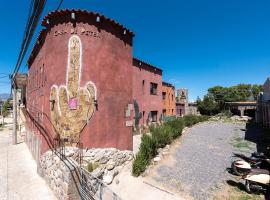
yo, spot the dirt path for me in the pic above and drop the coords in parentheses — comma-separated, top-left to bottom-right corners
(149, 121, 261, 200)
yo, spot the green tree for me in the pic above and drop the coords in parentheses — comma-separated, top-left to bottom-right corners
(1, 101, 10, 124)
(251, 84, 263, 100)
(208, 86, 226, 101)
(197, 95, 219, 116)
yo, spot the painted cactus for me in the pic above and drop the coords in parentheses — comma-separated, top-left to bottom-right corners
(50, 35, 96, 143)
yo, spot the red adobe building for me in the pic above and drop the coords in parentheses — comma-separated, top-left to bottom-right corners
(25, 9, 163, 157)
(132, 58, 163, 127)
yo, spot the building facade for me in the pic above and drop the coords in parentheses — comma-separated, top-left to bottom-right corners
(162, 82, 176, 116)
(24, 9, 166, 156)
(26, 10, 135, 154)
(132, 58, 163, 127)
(256, 77, 270, 127)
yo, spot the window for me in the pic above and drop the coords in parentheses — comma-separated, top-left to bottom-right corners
(162, 92, 166, 100)
(150, 82, 158, 95)
(149, 111, 158, 122)
(163, 109, 166, 116)
(172, 94, 174, 101)
(142, 80, 145, 94)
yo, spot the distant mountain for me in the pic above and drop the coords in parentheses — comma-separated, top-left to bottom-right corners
(0, 93, 10, 101)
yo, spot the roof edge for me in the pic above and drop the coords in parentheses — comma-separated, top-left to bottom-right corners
(133, 57, 162, 73)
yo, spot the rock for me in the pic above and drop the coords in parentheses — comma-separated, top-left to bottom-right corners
(99, 157, 109, 164)
(65, 151, 74, 157)
(106, 160, 115, 170)
(91, 167, 104, 178)
(157, 148, 163, 153)
(153, 157, 161, 162)
(162, 151, 169, 155)
(103, 169, 119, 185)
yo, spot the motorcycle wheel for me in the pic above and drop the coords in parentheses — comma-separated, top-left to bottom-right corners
(245, 180, 252, 194)
(231, 160, 244, 176)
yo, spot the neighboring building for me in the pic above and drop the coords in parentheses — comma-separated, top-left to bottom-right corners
(256, 77, 270, 127)
(176, 88, 198, 117)
(132, 58, 163, 127)
(176, 89, 188, 117)
(162, 82, 176, 116)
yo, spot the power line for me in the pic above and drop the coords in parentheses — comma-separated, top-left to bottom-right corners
(56, 0, 64, 10)
(12, 0, 47, 80)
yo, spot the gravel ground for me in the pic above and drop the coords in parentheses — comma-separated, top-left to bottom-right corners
(153, 122, 259, 200)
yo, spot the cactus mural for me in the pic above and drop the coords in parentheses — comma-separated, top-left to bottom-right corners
(50, 35, 96, 143)
(133, 100, 142, 130)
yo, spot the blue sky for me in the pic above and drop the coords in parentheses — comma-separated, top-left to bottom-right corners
(1, 0, 270, 101)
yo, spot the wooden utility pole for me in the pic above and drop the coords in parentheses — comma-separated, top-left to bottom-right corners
(13, 87, 17, 145)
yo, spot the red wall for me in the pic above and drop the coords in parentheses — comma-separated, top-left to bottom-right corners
(26, 12, 134, 152)
(132, 60, 163, 126)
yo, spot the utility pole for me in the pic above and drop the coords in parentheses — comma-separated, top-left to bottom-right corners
(13, 86, 17, 145)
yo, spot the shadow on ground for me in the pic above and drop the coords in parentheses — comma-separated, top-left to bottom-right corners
(226, 180, 246, 191)
(245, 121, 270, 154)
(227, 121, 270, 200)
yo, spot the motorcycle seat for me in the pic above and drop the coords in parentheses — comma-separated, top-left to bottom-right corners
(250, 168, 270, 175)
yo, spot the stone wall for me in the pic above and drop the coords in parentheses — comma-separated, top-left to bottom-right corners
(38, 147, 133, 200)
(39, 150, 80, 200)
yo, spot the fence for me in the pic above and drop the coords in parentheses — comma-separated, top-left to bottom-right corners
(80, 167, 123, 200)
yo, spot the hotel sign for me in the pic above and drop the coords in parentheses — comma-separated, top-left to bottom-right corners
(54, 27, 100, 38)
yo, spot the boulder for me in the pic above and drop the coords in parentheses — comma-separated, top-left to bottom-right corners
(153, 157, 161, 162)
(91, 167, 104, 178)
(106, 160, 116, 170)
(102, 169, 119, 185)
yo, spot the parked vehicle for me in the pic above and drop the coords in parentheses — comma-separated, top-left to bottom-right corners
(231, 152, 269, 176)
(242, 167, 270, 194)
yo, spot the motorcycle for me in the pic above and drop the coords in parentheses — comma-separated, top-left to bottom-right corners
(231, 152, 268, 176)
(242, 166, 270, 194)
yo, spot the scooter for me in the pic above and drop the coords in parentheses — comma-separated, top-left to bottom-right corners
(231, 152, 268, 176)
(242, 166, 270, 194)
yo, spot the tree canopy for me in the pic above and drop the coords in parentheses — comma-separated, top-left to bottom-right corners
(197, 84, 263, 115)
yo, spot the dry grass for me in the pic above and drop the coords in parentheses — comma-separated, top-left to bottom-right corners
(212, 180, 264, 200)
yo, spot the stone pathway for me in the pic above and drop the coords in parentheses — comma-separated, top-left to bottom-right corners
(151, 122, 258, 200)
(0, 119, 56, 200)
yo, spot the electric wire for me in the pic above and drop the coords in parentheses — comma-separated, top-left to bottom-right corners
(12, 0, 47, 80)
(56, 0, 64, 10)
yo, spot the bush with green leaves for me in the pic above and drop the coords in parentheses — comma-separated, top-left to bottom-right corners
(132, 152, 149, 176)
(151, 124, 172, 148)
(165, 118, 184, 139)
(219, 110, 233, 117)
(140, 134, 157, 159)
(87, 162, 100, 172)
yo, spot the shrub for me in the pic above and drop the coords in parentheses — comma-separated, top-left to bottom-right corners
(219, 110, 233, 117)
(165, 118, 184, 139)
(87, 162, 100, 172)
(182, 115, 197, 127)
(151, 125, 173, 148)
(132, 152, 149, 176)
(140, 134, 157, 159)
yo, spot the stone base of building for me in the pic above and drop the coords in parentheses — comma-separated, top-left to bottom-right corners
(38, 147, 133, 200)
(25, 130, 41, 163)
